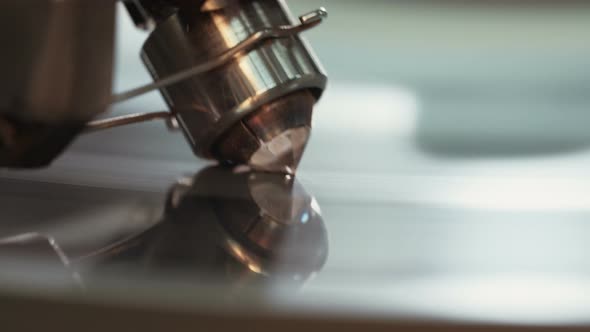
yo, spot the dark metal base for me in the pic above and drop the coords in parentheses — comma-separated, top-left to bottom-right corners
(0, 116, 84, 168)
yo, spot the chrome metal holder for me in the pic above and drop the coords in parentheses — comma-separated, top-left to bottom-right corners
(85, 8, 327, 133)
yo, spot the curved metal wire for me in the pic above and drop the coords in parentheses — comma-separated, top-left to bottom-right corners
(85, 111, 170, 132)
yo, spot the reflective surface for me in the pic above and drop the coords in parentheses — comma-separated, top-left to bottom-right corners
(84, 167, 327, 286)
(2, 1, 590, 330)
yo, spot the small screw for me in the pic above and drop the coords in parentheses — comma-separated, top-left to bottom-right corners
(299, 8, 328, 25)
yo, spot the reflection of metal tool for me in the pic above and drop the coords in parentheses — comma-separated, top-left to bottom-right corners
(1, 1, 327, 173)
(93, 166, 328, 286)
(0, 167, 327, 287)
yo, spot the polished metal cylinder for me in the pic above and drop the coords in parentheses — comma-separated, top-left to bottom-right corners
(141, 0, 327, 159)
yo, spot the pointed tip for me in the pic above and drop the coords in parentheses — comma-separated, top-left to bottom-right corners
(248, 127, 310, 174)
(212, 91, 315, 174)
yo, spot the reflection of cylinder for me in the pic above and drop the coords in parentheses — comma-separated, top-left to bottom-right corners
(92, 166, 328, 287)
(141, 0, 327, 164)
(189, 167, 328, 280)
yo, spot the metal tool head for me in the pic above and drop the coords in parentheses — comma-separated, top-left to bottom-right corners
(141, 0, 327, 173)
(213, 90, 314, 174)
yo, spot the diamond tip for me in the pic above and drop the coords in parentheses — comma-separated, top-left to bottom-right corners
(248, 127, 310, 174)
(212, 91, 315, 174)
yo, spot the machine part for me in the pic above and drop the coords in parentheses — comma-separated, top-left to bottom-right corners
(93, 6, 326, 173)
(84, 111, 171, 133)
(0, 115, 85, 167)
(201, 0, 240, 12)
(0, 0, 116, 167)
(140, 0, 327, 173)
(214, 90, 314, 173)
(122, 0, 155, 30)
